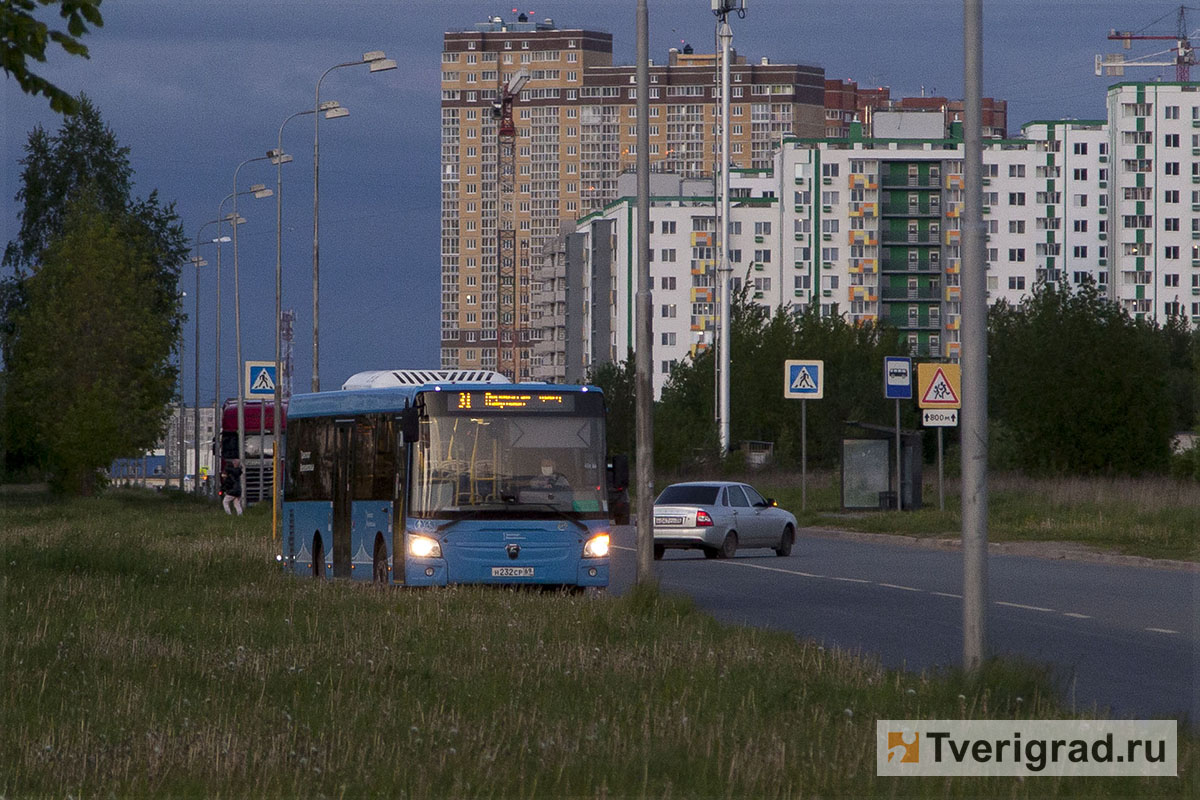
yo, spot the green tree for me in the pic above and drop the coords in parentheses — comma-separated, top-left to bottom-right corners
(1, 0, 103, 114)
(988, 279, 1172, 475)
(652, 289, 905, 473)
(588, 351, 636, 459)
(2, 98, 186, 489)
(7, 197, 180, 494)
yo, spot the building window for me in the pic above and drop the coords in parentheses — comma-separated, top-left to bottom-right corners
(1008, 192, 1025, 206)
(1008, 276, 1025, 290)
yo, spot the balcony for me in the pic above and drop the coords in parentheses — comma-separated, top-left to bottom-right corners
(848, 230, 878, 246)
(690, 231, 713, 247)
(881, 175, 937, 188)
(946, 317, 961, 330)
(945, 175, 964, 189)
(880, 285, 942, 300)
(690, 287, 713, 302)
(880, 258, 941, 273)
(880, 231, 940, 245)
(881, 202, 941, 217)
(945, 286, 961, 301)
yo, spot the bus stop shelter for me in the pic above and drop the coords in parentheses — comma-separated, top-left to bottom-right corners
(841, 421, 923, 511)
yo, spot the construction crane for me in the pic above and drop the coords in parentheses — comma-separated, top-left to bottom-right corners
(1095, 5, 1197, 81)
(491, 68, 529, 381)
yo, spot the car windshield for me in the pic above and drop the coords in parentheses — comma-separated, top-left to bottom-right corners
(655, 485, 720, 505)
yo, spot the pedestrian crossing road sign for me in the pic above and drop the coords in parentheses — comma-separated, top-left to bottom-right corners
(784, 359, 824, 399)
(245, 361, 277, 399)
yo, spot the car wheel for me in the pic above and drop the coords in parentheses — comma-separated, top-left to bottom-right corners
(703, 546, 718, 559)
(774, 525, 795, 557)
(653, 544, 665, 560)
(717, 532, 738, 559)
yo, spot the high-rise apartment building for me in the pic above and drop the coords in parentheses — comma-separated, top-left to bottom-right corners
(1107, 82, 1200, 321)
(823, 79, 1008, 139)
(542, 82, 1197, 396)
(439, 15, 825, 379)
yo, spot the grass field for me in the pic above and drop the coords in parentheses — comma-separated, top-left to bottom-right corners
(721, 471, 1200, 562)
(2, 489, 1194, 798)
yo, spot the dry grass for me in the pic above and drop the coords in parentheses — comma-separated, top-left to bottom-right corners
(2, 489, 1195, 797)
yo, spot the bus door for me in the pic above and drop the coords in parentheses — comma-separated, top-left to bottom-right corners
(331, 418, 355, 578)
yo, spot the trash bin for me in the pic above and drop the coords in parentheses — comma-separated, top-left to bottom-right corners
(879, 491, 897, 510)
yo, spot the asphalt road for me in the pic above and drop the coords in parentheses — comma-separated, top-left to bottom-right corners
(607, 525, 1198, 724)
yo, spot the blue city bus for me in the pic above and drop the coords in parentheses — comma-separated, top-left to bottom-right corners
(281, 380, 611, 588)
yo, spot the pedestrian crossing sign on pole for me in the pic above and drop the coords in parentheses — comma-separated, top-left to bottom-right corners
(784, 359, 824, 399)
(917, 362, 961, 409)
(245, 361, 277, 400)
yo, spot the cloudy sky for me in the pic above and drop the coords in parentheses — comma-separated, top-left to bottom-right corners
(2, 1, 1172, 402)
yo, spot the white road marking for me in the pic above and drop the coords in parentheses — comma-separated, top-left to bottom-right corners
(995, 601, 1055, 612)
(1144, 627, 1179, 635)
(625, 546, 1118, 628)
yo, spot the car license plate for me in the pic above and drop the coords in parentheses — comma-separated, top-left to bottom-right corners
(491, 566, 534, 577)
(655, 516, 684, 525)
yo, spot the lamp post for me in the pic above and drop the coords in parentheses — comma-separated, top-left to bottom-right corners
(178, 289, 186, 491)
(231, 158, 276, 504)
(191, 221, 215, 494)
(269, 101, 347, 541)
(312, 50, 395, 392)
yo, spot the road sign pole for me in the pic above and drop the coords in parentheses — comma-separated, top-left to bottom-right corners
(801, 399, 807, 511)
(895, 399, 902, 511)
(938, 427, 944, 511)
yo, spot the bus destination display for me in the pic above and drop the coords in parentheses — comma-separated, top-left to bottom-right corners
(455, 391, 576, 413)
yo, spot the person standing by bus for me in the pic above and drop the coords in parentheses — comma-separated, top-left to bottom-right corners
(221, 459, 243, 516)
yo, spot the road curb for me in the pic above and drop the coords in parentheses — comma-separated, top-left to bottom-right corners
(802, 526, 1200, 573)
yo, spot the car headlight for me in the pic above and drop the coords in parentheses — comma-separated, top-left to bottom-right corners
(408, 535, 442, 559)
(583, 533, 610, 558)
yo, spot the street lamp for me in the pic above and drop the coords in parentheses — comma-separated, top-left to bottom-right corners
(312, 50, 395, 392)
(269, 101, 347, 540)
(192, 226, 230, 496)
(231, 161, 275, 504)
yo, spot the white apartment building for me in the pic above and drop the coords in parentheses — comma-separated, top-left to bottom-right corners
(532, 82, 1198, 395)
(1107, 82, 1200, 321)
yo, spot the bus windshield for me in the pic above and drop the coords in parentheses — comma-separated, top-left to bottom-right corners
(409, 407, 607, 520)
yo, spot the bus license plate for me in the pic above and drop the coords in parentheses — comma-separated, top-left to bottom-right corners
(655, 516, 683, 526)
(491, 566, 534, 578)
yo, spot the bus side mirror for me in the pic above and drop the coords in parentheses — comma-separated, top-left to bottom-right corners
(399, 409, 419, 443)
(609, 454, 629, 489)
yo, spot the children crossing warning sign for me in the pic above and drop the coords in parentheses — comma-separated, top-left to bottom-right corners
(917, 363, 961, 409)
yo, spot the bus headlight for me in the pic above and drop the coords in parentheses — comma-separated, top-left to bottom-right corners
(409, 535, 442, 559)
(583, 533, 610, 558)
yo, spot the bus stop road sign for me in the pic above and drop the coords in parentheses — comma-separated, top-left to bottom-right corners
(884, 356, 912, 400)
(784, 360, 823, 399)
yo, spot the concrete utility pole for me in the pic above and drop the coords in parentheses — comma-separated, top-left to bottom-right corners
(634, 0, 655, 585)
(960, 0, 989, 671)
(714, 0, 745, 455)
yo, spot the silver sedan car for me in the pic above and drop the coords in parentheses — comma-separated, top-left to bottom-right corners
(652, 481, 798, 560)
